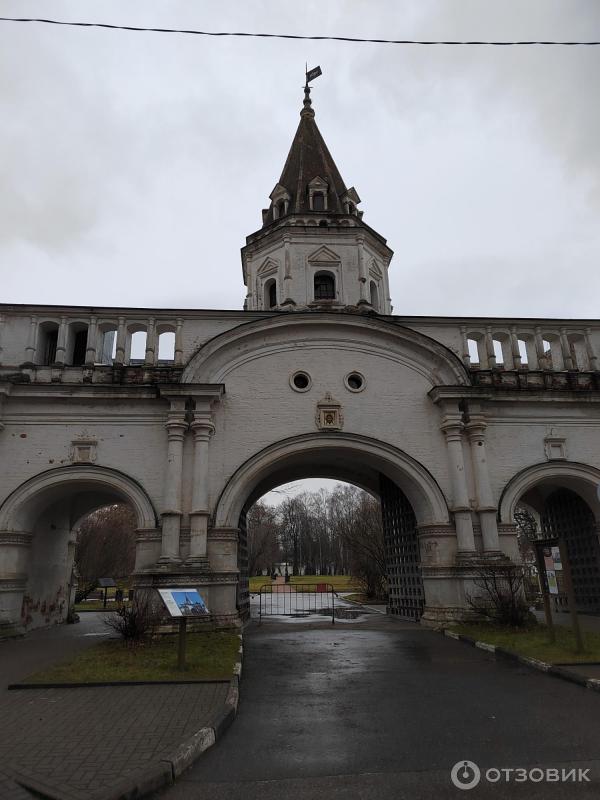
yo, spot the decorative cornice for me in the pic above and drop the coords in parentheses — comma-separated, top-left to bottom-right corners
(0, 532, 32, 547)
(0, 575, 28, 591)
(209, 528, 240, 541)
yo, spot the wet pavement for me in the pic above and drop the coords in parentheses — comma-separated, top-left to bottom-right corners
(156, 613, 600, 800)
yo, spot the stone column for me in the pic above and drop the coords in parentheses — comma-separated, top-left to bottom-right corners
(584, 328, 598, 370)
(187, 410, 215, 565)
(534, 326, 547, 369)
(174, 318, 184, 366)
(144, 317, 157, 366)
(0, 313, 4, 366)
(85, 316, 98, 366)
(460, 326, 471, 368)
(24, 315, 38, 364)
(159, 399, 187, 563)
(114, 317, 127, 365)
(510, 326, 522, 369)
(559, 327, 573, 370)
(465, 413, 502, 556)
(484, 327, 496, 368)
(440, 405, 476, 559)
(54, 317, 68, 366)
(357, 237, 369, 303)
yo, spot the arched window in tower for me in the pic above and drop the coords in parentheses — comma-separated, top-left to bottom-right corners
(277, 201, 286, 219)
(265, 279, 277, 309)
(370, 281, 379, 311)
(314, 271, 336, 301)
(312, 192, 325, 212)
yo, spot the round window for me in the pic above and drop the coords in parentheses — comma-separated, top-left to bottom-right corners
(345, 371, 365, 392)
(290, 371, 312, 392)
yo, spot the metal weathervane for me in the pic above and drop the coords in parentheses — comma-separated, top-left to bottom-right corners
(305, 64, 322, 88)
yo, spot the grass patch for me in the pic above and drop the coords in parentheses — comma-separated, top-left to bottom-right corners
(75, 602, 129, 612)
(23, 631, 240, 684)
(249, 575, 358, 592)
(451, 622, 600, 664)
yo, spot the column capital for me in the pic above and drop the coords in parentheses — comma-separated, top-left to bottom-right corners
(464, 415, 487, 442)
(191, 415, 215, 440)
(440, 416, 464, 441)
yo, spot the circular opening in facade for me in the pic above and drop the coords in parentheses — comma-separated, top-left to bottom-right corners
(290, 371, 312, 392)
(345, 371, 365, 392)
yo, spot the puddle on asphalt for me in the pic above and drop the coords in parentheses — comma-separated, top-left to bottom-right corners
(316, 607, 363, 620)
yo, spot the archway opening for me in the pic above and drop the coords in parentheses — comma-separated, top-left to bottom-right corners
(237, 469, 424, 625)
(0, 468, 156, 632)
(73, 503, 137, 612)
(509, 475, 600, 614)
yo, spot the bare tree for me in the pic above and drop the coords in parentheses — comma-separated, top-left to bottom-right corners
(247, 501, 280, 575)
(329, 486, 387, 599)
(74, 503, 136, 602)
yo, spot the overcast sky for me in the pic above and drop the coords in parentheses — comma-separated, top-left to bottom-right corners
(1, 0, 599, 319)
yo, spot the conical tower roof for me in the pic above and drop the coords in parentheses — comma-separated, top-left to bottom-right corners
(262, 86, 360, 226)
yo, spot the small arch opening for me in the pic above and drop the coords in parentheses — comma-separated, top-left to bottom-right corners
(39, 323, 59, 365)
(467, 338, 480, 365)
(493, 339, 505, 366)
(264, 279, 277, 309)
(158, 331, 176, 361)
(517, 339, 529, 366)
(314, 271, 336, 301)
(369, 281, 379, 311)
(69, 325, 88, 366)
(129, 331, 147, 363)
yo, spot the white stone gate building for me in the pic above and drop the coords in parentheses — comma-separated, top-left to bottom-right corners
(1, 86, 600, 636)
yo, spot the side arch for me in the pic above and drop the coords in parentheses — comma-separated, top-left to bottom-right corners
(498, 460, 600, 525)
(212, 432, 451, 529)
(0, 465, 158, 532)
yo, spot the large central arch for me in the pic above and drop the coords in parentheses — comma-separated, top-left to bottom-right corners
(213, 433, 451, 623)
(213, 432, 450, 530)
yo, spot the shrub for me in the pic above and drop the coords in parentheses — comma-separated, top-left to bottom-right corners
(104, 591, 163, 644)
(467, 563, 532, 627)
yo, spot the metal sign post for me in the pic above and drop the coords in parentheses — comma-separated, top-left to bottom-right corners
(533, 540, 555, 644)
(177, 617, 187, 671)
(157, 588, 210, 672)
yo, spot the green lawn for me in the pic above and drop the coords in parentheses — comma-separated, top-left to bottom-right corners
(75, 601, 128, 612)
(249, 575, 358, 592)
(451, 622, 600, 664)
(22, 631, 240, 684)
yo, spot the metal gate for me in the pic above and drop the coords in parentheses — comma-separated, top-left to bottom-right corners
(380, 473, 424, 621)
(237, 504, 250, 622)
(258, 583, 335, 624)
(541, 488, 600, 612)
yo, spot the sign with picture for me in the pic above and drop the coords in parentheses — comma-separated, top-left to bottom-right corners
(158, 588, 209, 618)
(546, 569, 559, 596)
(551, 546, 562, 570)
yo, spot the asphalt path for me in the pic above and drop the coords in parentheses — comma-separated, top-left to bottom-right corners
(155, 612, 600, 800)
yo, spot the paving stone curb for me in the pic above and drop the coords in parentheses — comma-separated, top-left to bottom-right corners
(14, 637, 244, 800)
(8, 678, 231, 690)
(443, 628, 600, 693)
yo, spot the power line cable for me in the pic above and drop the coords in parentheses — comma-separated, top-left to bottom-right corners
(0, 16, 599, 45)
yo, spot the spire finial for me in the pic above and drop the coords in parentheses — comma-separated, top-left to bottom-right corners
(302, 65, 322, 118)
